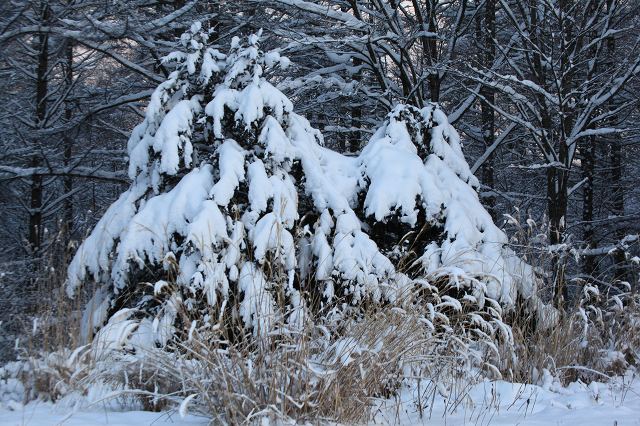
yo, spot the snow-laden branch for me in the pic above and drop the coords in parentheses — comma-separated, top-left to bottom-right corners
(271, 0, 367, 31)
(0, 165, 128, 183)
(576, 235, 639, 257)
(471, 123, 517, 174)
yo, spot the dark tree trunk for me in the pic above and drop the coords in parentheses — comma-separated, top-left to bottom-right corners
(547, 162, 569, 306)
(610, 132, 626, 279)
(604, 17, 626, 282)
(425, 1, 440, 102)
(349, 57, 362, 153)
(29, 2, 50, 254)
(581, 136, 596, 276)
(63, 38, 74, 247)
(581, 0, 600, 279)
(480, 0, 497, 220)
(528, 0, 568, 306)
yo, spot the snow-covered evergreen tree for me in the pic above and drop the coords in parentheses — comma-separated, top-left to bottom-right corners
(66, 24, 544, 349)
(357, 104, 541, 309)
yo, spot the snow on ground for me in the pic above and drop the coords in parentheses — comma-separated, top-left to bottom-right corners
(0, 403, 207, 426)
(1, 376, 638, 425)
(374, 376, 640, 425)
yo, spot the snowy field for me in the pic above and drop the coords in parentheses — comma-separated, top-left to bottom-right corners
(1, 377, 638, 425)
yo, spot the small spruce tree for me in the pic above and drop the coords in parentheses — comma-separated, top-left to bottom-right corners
(67, 24, 544, 349)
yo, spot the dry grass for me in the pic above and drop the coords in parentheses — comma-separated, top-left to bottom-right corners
(1, 231, 95, 404)
(6, 277, 638, 423)
(79, 302, 429, 423)
(4, 216, 638, 423)
(500, 210, 640, 385)
(72, 277, 522, 424)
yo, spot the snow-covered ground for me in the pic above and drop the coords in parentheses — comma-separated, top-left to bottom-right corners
(0, 404, 207, 426)
(1, 376, 638, 425)
(374, 376, 640, 426)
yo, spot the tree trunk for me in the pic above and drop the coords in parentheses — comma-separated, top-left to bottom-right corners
(604, 15, 626, 282)
(349, 57, 362, 153)
(547, 163, 569, 306)
(63, 38, 74, 247)
(28, 2, 50, 254)
(580, 0, 600, 279)
(529, 0, 569, 306)
(424, 0, 440, 102)
(581, 136, 596, 276)
(480, 0, 497, 220)
(610, 132, 626, 279)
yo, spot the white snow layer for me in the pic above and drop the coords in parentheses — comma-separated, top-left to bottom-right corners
(2, 375, 639, 425)
(66, 29, 541, 343)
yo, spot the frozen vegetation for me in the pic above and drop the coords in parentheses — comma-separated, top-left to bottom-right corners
(66, 24, 547, 351)
(1, 19, 638, 426)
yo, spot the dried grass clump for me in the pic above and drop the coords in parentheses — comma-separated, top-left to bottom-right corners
(77, 278, 518, 424)
(8, 215, 638, 423)
(500, 210, 640, 385)
(85, 303, 427, 424)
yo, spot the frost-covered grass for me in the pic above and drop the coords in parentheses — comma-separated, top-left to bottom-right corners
(2, 373, 639, 425)
(5, 218, 640, 424)
(0, 287, 507, 422)
(2, 280, 639, 424)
